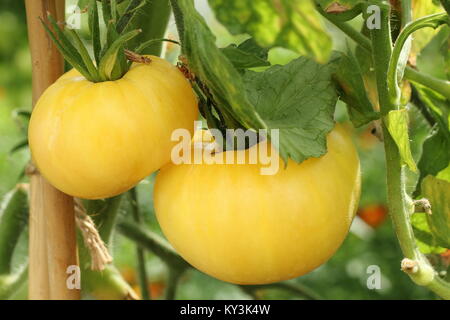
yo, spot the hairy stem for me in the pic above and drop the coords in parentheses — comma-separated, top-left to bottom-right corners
(169, 0, 185, 44)
(371, 3, 450, 299)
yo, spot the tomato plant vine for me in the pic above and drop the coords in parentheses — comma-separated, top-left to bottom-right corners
(1, 0, 449, 300)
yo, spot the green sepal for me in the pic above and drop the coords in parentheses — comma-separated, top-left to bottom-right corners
(98, 29, 142, 81)
(40, 17, 94, 81)
(66, 28, 101, 81)
(88, 0, 102, 66)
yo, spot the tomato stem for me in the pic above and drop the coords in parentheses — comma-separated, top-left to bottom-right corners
(370, 2, 450, 299)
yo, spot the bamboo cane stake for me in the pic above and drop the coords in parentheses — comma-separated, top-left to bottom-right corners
(25, 0, 80, 300)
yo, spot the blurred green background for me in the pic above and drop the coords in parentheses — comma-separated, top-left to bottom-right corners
(0, 0, 441, 300)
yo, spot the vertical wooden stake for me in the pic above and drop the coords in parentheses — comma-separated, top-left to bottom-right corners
(25, 0, 80, 300)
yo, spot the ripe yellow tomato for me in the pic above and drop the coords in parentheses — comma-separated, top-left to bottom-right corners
(29, 56, 198, 199)
(154, 124, 361, 284)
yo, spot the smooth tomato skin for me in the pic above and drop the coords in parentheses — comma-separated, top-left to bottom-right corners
(154, 124, 361, 284)
(29, 56, 198, 199)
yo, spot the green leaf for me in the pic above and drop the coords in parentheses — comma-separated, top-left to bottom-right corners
(177, 0, 339, 163)
(442, 0, 450, 16)
(176, 0, 266, 130)
(9, 139, 28, 155)
(417, 26, 450, 81)
(332, 50, 379, 127)
(0, 186, 29, 274)
(102, 19, 121, 58)
(208, 0, 332, 62)
(413, 85, 449, 132)
(416, 128, 450, 193)
(66, 29, 101, 81)
(422, 176, 450, 248)
(40, 16, 94, 81)
(88, 0, 102, 66)
(243, 56, 338, 163)
(220, 38, 270, 70)
(101, 0, 113, 26)
(411, 213, 447, 254)
(386, 109, 418, 172)
(116, 0, 146, 34)
(437, 163, 450, 182)
(413, 83, 450, 195)
(412, 0, 445, 55)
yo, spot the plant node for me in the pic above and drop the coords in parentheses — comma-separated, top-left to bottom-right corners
(401, 258, 419, 274)
(413, 198, 432, 215)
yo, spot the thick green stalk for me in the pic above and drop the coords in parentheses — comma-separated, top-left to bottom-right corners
(371, 2, 450, 299)
(169, 0, 185, 44)
(82, 264, 139, 300)
(441, 0, 450, 15)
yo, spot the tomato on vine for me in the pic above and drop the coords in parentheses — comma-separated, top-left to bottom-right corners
(154, 124, 361, 284)
(28, 2, 198, 199)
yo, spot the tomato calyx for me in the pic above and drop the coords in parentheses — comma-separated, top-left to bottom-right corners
(40, 0, 178, 83)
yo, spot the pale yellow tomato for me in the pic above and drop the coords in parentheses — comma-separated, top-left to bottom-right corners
(154, 124, 361, 284)
(29, 56, 198, 199)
